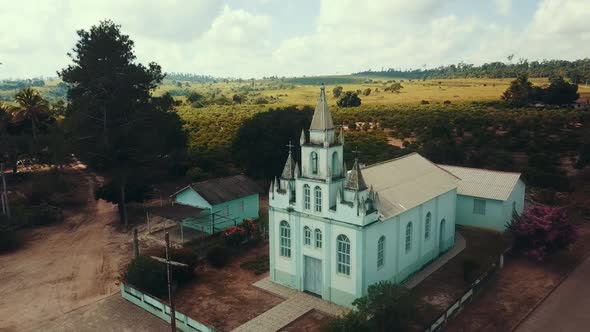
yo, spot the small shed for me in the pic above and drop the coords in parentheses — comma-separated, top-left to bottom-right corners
(438, 165, 525, 232)
(171, 174, 262, 234)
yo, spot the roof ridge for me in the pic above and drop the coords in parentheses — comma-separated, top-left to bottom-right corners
(438, 164, 521, 176)
(360, 152, 418, 170)
(190, 174, 247, 186)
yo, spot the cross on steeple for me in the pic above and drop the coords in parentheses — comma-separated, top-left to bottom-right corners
(351, 147, 361, 161)
(286, 140, 294, 153)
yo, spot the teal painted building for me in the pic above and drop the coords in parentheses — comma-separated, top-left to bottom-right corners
(438, 165, 525, 232)
(268, 86, 460, 307)
(172, 175, 262, 233)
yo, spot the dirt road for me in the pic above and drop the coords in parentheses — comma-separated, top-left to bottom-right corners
(0, 166, 132, 331)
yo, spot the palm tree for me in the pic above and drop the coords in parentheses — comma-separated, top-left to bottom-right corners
(13, 88, 49, 140)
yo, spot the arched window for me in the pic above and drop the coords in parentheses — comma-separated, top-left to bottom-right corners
(314, 186, 322, 212)
(337, 235, 351, 275)
(280, 220, 291, 257)
(332, 151, 339, 176)
(425, 212, 432, 240)
(377, 236, 385, 269)
(405, 222, 413, 253)
(311, 151, 318, 174)
(303, 185, 311, 210)
(315, 229, 322, 248)
(303, 226, 311, 245)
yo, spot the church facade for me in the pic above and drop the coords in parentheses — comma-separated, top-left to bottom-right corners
(268, 85, 459, 306)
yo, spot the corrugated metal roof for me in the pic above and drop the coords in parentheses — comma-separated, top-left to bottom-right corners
(361, 153, 459, 219)
(437, 165, 521, 201)
(184, 175, 263, 205)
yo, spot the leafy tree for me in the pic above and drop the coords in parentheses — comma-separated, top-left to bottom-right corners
(337, 91, 362, 107)
(232, 94, 247, 104)
(501, 74, 533, 107)
(507, 204, 577, 261)
(59, 20, 186, 227)
(186, 91, 204, 103)
(12, 88, 50, 140)
(323, 281, 428, 332)
(542, 76, 579, 105)
(232, 106, 313, 179)
(333, 86, 343, 98)
(124, 256, 167, 297)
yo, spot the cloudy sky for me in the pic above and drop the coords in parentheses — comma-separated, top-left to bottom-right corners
(1, 0, 589, 79)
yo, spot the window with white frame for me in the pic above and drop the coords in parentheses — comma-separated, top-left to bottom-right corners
(314, 186, 322, 212)
(405, 222, 413, 252)
(303, 185, 311, 210)
(311, 151, 318, 174)
(473, 199, 486, 215)
(239, 200, 244, 213)
(303, 226, 311, 245)
(377, 236, 385, 268)
(315, 229, 322, 248)
(280, 220, 291, 257)
(425, 212, 431, 239)
(337, 234, 351, 275)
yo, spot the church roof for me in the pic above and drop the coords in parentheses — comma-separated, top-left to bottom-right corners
(345, 159, 368, 191)
(361, 153, 459, 219)
(309, 85, 335, 131)
(173, 175, 263, 205)
(437, 165, 521, 201)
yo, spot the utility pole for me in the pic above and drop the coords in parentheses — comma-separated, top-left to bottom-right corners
(1, 162, 10, 218)
(151, 232, 187, 332)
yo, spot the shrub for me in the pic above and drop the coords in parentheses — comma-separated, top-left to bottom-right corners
(207, 246, 231, 268)
(124, 256, 167, 297)
(240, 254, 269, 275)
(0, 222, 21, 253)
(223, 225, 247, 247)
(462, 257, 481, 284)
(420, 100, 430, 104)
(507, 204, 578, 261)
(337, 91, 362, 108)
(143, 246, 199, 285)
(321, 311, 370, 332)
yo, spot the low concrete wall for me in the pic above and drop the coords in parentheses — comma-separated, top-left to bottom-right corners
(121, 283, 215, 332)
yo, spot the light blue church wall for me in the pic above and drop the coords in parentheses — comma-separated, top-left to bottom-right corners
(363, 189, 456, 291)
(455, 179, 524, 232)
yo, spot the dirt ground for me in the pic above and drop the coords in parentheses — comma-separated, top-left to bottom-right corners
(279, 309, 334, 332)
(446, 222, 590, 332)
(175, 244, 283, 332)
(411, 227, 510, 324)
(0, 165, 132, 332)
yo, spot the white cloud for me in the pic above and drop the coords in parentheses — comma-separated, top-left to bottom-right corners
(0, 0, 588, 79)
(495, 0, 512, 16)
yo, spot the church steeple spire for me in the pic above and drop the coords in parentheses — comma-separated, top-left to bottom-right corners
(309, 84, 334, 131)
(281, 141, 296, 180)
(345, 155, 368, 191)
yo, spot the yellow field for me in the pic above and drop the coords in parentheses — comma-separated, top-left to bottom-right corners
(156, 77, 590, 107)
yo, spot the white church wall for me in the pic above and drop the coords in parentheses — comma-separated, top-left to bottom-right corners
(329, 223, 361, 306)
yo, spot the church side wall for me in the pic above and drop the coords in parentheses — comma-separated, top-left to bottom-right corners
(363, 189, 457, 288)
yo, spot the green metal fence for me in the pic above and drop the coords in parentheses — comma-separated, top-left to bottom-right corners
(121, 283, 215, 332)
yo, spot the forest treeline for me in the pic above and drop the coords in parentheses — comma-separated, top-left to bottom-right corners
(354, 59, 590, 83)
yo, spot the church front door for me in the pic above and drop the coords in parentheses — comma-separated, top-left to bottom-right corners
(304, 256, 322, 296)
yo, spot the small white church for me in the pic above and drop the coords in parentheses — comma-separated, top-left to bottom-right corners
(268, 85, 524, 306)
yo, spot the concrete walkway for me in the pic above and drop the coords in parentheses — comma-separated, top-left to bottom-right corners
(516, 254, 590, 332)
(232, 278, 349, 332)
(23, 294, 169, 332)
(404, 232, 466, 289)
